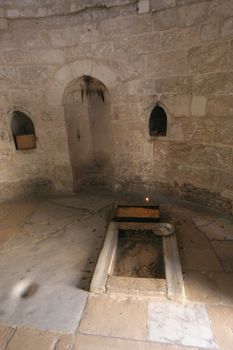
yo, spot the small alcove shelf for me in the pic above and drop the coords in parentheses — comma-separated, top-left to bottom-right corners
(11, 111, 37, 150)
(149, 104, 167, 137)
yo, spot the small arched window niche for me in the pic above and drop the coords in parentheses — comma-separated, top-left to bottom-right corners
(11, 111, 36, 150)
(149, 104, 167, 137)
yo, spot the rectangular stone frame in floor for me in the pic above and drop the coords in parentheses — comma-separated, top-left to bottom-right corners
(90, 221, 185, 302)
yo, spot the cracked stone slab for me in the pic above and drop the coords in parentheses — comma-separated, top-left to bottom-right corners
(148, 301, 216, 348)
(50, 193, 114, 212)
(20, 201, 96, 241)
(0, 195, 113, 332)
(211, 241, 233, 272)
(0, 324, 15, 349)
(192, 216, 233, 241)
(22, 201, 83, 226)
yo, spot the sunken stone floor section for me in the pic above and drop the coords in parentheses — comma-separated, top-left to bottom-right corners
(0, 191, 233, 349)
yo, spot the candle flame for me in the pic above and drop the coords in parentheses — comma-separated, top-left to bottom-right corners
(145, 196, 150, 203)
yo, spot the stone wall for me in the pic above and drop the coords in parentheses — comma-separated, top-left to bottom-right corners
(0, 0, 233, 213)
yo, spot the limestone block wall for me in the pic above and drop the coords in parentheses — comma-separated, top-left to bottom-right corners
(0, 0, 233, 213)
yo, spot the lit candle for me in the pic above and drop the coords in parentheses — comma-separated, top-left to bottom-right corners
(145, 196, 150, 203)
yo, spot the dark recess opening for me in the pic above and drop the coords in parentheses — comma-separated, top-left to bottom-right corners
(149, 105, 167, 136)
(11, 111, 36, 150)
(113, 229, 165, 279)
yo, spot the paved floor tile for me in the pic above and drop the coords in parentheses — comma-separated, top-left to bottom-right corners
(76, 334, 145, 350)
(79, 295, 147, 341)
(184, 271, 220, 305)
(176, 221, 210, 250)
(0, 193, 232, 350)
(0, 324, 15, 349)
(180, 247, 222, 272)
(53, 332, 75, 350)
(148, 302, 216, 348)
(208, 305, 233, 350)
(6, 327, 57, 350)
(192, 216, 233, 241)
(211, 241, 233, 272)
(211, 272, 233, 306)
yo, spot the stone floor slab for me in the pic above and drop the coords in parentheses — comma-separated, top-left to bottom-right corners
(52, 332, 75, 350)
(6, 327, 57, 350)
(192, 216, 233, 241)
(50, 193, 114, 212)
(208, 305, 233, 350)
(0, 192, 232, 348)
(179, 247, 222, 272)
(176, 220, 210, 250)
(0, 324, 15, 349)
(184, 271, 221, 305)
(211, 272, 233, 306)
(0, 195, 113, 332)
(75, 334, 200, 350)
(79, 295, 147, 341)
(148, 302, 216, 348)
(211, 241, 233, 272)
(75, 334, 145, 350)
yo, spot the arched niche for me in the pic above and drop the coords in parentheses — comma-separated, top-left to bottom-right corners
(149, 104, 167, 137)
(63, 75, 114, 190)
(11, 110, 36, 150)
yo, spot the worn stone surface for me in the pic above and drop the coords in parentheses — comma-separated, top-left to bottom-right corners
(79, 295, 147, 340)
(148, 302, 216, 348)
(162, 95, 191, 117)
(0, 66, 17, 86)
(114, 33, 159, 57)
(191, 145, 232, 169)
(187, 42, 228, 73)
(207, 305, 233, 350)
(154, 76, 193, 94)
(185, 271, 233, 307)
(0, 192, 233, 349)
(147, 51, 186, 77)
(138, 0, 150, 14)
(75, 334, 166, 350)
(161, 26, 200, 51)
(184, 271, 233, 307)
(0, 324, 15, 349)
(52, 333, 75, 350)
(214, 119, 233, 146)
(192, 215, 233, 241)
(182, 119, 214, 144)
(150, 0, 175, 12)
(184, 271, 221, 305)
(0, 192, 114, 332)
(18, 66, 52, 86)
(194, 72, 233, 95)
(200, 22, 219, 42)
(0, 0, 232, 213)
(0, 18, 8, 29)
(211, 272, 233, 306)
(207, 95, 233, 117)
(177, 1, 209, 27)
(180, 246, 223, 272)
(6, 328, 57, 350)
(75, 334, 137, 350)
(211, 241, 233, 272)
(152, 7, 177, 31)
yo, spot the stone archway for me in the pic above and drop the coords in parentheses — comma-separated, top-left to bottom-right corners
(63, 75, 114, 189)
(48, 60, 118, 190)
(48, 60, 118, 106)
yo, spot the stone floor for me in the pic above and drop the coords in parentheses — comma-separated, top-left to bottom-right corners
(0, 190, 232, 350)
